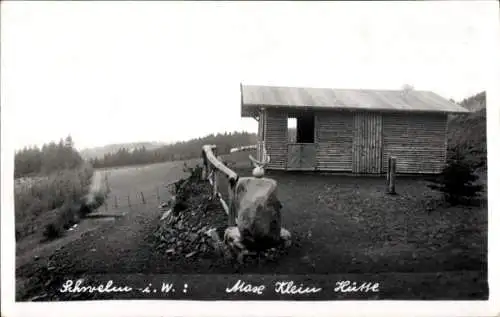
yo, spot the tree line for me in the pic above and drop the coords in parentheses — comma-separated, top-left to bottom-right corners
(15, 132, 257, 178)
(89, 131, 257, 169)
(15, 136, 83, 178)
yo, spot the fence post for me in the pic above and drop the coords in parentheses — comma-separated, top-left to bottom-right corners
(141, 192, 146, 204)
(228, 181, 237, 227)
(212, 146, 218, 199)
(213, 169, 218, 199)
(127, 194, 131, 207)
(201, 150, 208, 181)
(387, 156, 396, 194)
(114, 196, 118, 209)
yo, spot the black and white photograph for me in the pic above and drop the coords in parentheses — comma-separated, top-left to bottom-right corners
(1, 0, 499, 315)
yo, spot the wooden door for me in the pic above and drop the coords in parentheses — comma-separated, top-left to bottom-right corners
(287, 144, 301, 169)
(301, 144, 316, 170)
(287, 144, 316, 170)
(353, 112, 383, 174)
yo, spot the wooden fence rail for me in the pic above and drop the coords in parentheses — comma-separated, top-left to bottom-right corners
(98, 183, 177, 211)
(202, 145, 239, 226)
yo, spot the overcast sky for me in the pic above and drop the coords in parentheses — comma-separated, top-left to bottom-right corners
(1, 1, 497, 150)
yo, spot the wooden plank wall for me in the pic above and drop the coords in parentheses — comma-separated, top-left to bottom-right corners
(257, 109, 265, 161)
(264, 109, 288, 169)
(352, 112, 383, 174)
(382, 113, 447, 174)
(315, 111, 354, 171)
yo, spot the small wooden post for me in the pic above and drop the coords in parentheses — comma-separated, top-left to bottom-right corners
(212, 145, 218, 199)
(127, 194, 131, 207)
(140, 192, 146, 204)
(105, 200, 108, 211)
(114, 196, 118, 209)
(228, 184, 237, 227)
(213, 169, 218, 199)
(201, 150, 208, 181)
(387, 156, 397, 194)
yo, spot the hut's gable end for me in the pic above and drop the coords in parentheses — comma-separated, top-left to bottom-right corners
(315, 112, 354, 171)
(264, 109, 288, 170)
(382, 113, 447, 174)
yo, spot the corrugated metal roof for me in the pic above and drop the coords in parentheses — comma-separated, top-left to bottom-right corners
(240, 84, 469, 117)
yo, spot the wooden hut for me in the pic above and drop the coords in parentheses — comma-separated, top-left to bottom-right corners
(240, 84, 469, 174)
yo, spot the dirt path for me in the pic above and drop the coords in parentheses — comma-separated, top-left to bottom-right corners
(49, 203, 163, 274)
(15, 201, 164, 299)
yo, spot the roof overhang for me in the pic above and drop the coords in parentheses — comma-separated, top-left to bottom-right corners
(241, 103, 470, 118)
(240, 84, 470, 117)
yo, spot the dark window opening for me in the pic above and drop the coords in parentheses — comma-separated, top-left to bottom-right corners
(288, 113, 315, 144)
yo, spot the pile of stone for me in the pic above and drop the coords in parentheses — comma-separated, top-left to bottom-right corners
(154, 176, 228, 259)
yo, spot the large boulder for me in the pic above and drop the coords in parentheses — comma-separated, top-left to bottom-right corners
(234, 177, 282, 250)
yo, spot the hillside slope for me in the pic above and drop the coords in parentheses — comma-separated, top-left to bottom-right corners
(89, 132, 257, 168)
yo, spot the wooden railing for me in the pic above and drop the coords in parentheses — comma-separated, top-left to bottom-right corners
(201, 145, 239, 226)
(230, 145, 257, 153)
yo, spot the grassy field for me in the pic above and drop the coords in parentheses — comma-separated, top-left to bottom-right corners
(94, 150, 255, 208)
(94, 158, 203, 207)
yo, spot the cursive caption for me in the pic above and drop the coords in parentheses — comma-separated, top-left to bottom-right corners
(334, 280, 380, 293)
(59, 279, 186, 294)
(225, 279, 380, 295)
(226, 279, 322, 295)
(58, 278, 380, 297)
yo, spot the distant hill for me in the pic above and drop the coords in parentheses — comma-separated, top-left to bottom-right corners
(447, 91, 486, 169)
(89, 131, 257, 169)
(79, 142, 167, 159)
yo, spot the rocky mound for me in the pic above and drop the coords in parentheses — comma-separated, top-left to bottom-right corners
(153, 170, 228, 259)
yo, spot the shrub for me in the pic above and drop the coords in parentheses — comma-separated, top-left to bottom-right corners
(80, 190, 108, 216)
(42, 204, 74, 240)
(43, 222, 62, 240)
(428, 146, 483, 205)
(15, 162, 96, 240)
(42, 198, 102, 240)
